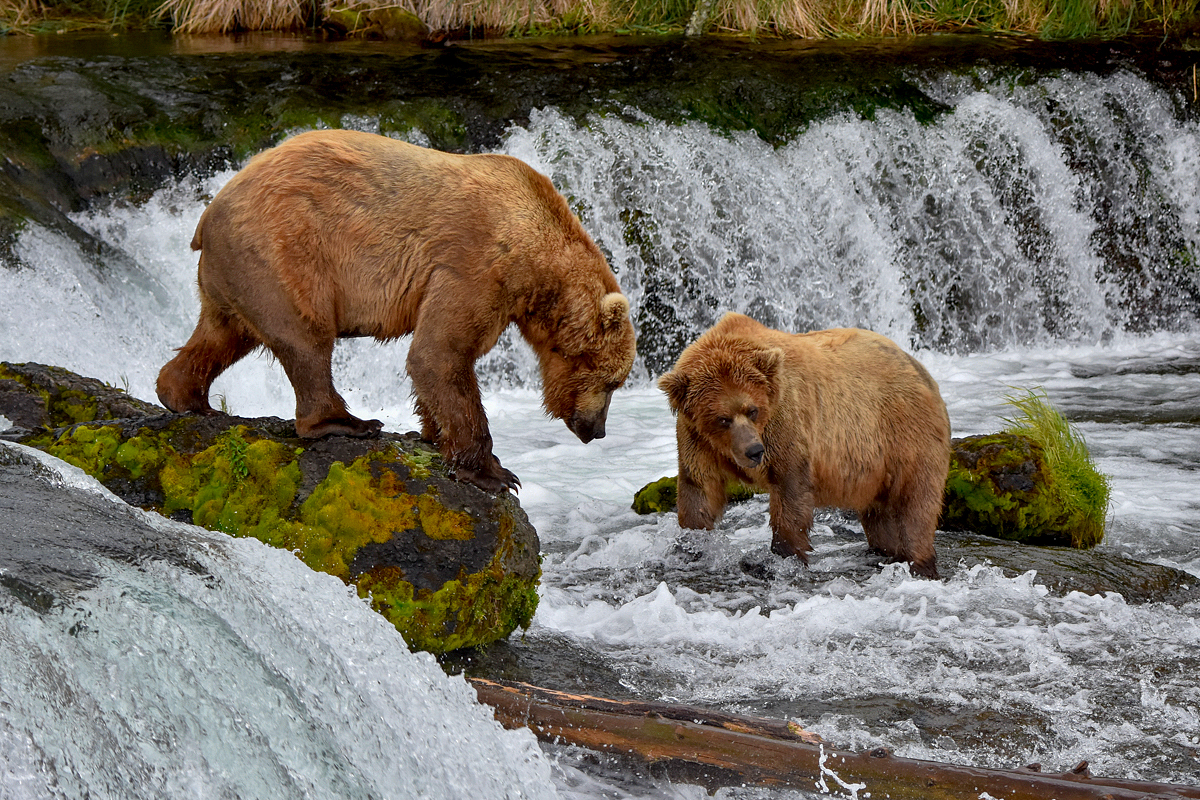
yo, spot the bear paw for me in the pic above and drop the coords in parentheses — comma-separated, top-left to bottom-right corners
(454, 458, 521, 494)
(298, 416, 384, 439)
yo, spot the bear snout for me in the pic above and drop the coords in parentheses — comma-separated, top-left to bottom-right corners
(568, 412, 605, 443)
(568, 391, 612, 444)
(729, 423, 765, 469)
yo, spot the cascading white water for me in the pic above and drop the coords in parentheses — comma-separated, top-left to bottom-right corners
(2, 66, 1195, 402)
(0, 444, 558, 800)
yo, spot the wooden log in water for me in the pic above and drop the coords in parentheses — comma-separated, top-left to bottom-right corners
(470, 677, 1200, 799)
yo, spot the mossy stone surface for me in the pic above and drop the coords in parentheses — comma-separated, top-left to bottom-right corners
(2, 362, 540, 654)
(631, 475, 755, 514)
(940, 432, 1104, 548)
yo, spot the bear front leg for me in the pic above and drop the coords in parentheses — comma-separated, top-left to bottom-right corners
(675, 465, 727, 530)
(406, 316, 518, 493)
(767, 469, 815, 563)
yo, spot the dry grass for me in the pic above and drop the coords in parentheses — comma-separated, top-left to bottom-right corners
(155, 0, 308, 32)
(0, 0, 1182, 37)
(1, 0, 44, 30)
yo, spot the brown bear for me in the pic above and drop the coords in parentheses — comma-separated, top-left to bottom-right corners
(657, 312, 950, 579)
(157, 129, 636, 493)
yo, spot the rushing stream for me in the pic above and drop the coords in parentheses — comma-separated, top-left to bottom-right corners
(1, 33, 1199, 798)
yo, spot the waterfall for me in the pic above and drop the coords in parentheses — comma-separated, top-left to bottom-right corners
(2, 64, 1196, 408)
(489, 67, 1199, 382)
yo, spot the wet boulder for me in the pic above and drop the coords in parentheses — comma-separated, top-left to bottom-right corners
(939, 432, 1107, 548)
(0, 361, 540, 654)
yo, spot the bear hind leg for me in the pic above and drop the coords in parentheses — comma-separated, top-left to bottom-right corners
(157, 304, 259, 415)
(269, 336, 382, 439)
(860, 496, 939, 580)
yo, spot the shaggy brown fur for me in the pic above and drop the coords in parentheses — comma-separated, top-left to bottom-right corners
(658, 312, 950, 579)
(158, 129, 636, 493)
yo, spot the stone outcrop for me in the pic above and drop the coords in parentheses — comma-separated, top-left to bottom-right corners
(0, 361, 540, 654)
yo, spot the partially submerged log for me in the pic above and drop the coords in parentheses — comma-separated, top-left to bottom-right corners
(0, 362, 540, 654)
(471, 677, 1200, 799)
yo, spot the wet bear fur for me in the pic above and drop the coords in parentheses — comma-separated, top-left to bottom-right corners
(157, 129, 636, 493)
(658, 312, 950, 579)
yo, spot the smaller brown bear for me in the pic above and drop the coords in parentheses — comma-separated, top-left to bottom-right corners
(157, 130, 636, 493)
(658, 312, 950, 579)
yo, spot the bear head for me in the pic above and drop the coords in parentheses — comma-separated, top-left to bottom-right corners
(658, 336, 783, 471)
(539, 291, 636, 443)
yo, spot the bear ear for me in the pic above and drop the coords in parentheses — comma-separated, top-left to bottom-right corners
(657, 369, 689, 413)
(752, 347, 784, 384)
(599, 292, 630, 331)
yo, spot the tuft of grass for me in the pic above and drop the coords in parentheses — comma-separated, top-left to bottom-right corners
(1001, 387, 1111, 548)
(154, 0, 311, 32)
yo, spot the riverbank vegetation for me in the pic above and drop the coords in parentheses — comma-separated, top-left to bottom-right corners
(2, 0, 1199, 40)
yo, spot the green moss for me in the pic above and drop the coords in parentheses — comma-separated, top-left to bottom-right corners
(26, 413, 536, 653)
(160, 428, 305, 547)
(631, 474, 757, 514)
(416, 493, 476, 540)
(941, 390, 1111, 548)
(114, 435, 163, 480)
(632, 475, 679, 514)
(357, 515, 539, 655)
(399, 448, 437, 480)
(296, 456, 419, 577)
(44, 423, 123, 476)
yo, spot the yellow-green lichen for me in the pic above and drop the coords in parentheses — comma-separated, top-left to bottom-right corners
(358, 563, 539, 655)
(44, 423, 123, 477)
(114, 435, 163, 480)
(354, 502, 538, 653)
(48, 389, 100, 426)
(399, 448, 438, 480)
(295, 456, 419, 578)
(27, 413, 537, 653)
(160, 428, 304, 547)
(416, 493, 475, 540)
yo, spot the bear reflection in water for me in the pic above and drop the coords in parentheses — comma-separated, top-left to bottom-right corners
(659, 312, 950, 579)
(157, 129, 636, 493)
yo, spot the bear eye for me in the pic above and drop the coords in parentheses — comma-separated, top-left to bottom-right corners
(717, 416, 732, 429)
(746, 406, 758, 421)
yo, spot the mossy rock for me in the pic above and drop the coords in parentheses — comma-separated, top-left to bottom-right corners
(0, 362, 540, 654)
(0, 362, 161, 431)
(631, 475, 755, 515)
(940, 432, 1103, 548)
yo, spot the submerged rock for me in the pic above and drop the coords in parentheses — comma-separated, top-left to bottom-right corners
(0, 361, 540, 654)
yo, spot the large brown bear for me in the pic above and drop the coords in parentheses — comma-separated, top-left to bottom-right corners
(657, 312, 950, 579)
(157, 129, 636, 493)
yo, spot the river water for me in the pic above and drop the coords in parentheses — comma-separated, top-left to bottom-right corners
(1, 34, 1199, 798)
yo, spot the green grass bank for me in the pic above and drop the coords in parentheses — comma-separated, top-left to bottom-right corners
(4, 0, 1199, 41)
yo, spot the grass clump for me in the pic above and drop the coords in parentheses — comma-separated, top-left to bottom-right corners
(1000, 387, 1111, 548)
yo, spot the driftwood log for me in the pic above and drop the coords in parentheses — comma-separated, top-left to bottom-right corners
(471, 677, 1200, 799)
